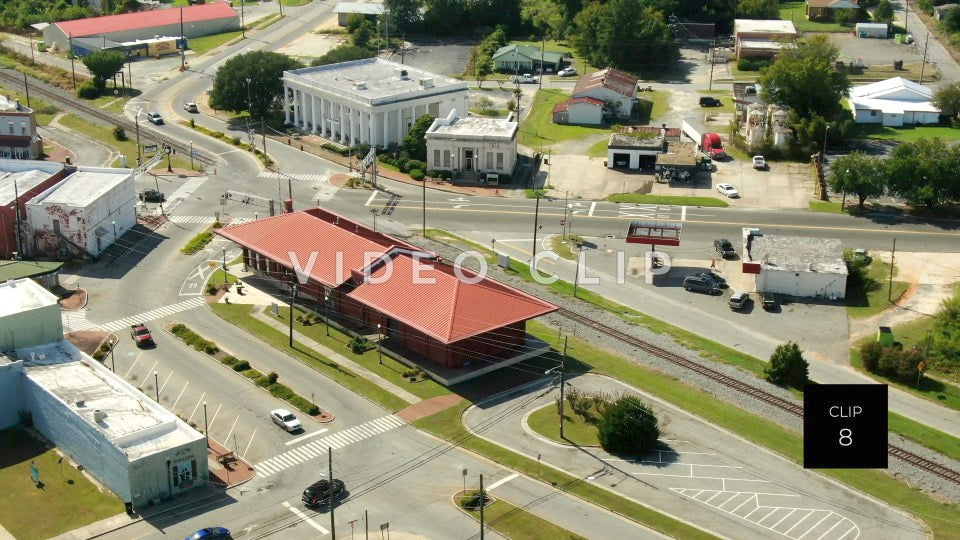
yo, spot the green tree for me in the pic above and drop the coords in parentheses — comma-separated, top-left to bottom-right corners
(885, 137, 960, 207)
(596, 396, 659, 454)
(572, 0, 676, 76)
(736, 0, 779, 19)
(401, 114, 435, 161)
(352, 19, 374, 47)
(210, 51, 303, 118)
(466, 48, 492, 88)
(942, 6, 960, 33)
(384, 0, 422, 29)
(765, 342, 809, 388)
(874, 0, 894, 24)
(474, 95, 494, 113)
(521, 0, 570, 39)
(827, 151, 886, 207)
(114, 0, 141, 14)
(310, 44, 375, 67)
(81, 50, 126, 93)
(934, 82, 960, 121)
(835, 8, 858, 27)
(931, 293, 960, 371)
(859, 341, 884, 373)
(759, 35, 850, 119)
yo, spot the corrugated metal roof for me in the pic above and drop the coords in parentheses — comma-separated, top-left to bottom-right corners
(349, 254, 557, 343)
(55, 2, 237, 38)
(572, 68, 638, 99)
(0, 260, 63, 283)
(551, 97, 604, 113)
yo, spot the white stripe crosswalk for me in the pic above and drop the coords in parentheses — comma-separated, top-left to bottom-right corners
(101, 297, 206, 332)
(257, 171, 338, 202)
(61, 309, 101, 332)
(167, 216, 255, 225)
(255, 415, 404, 478)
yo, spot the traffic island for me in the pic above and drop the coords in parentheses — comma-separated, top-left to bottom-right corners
(453, 490, 588, 540)
(207, 438, 255, 488)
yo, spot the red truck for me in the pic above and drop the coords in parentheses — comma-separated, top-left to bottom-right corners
(130, 324, 154, 347)
(681, 120, 726, 159)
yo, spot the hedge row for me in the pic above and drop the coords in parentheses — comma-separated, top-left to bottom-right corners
(170, 324, 219, 354)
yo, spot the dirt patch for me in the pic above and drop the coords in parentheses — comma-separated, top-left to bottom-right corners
(65, 330, 112, 356)
(396, 394, 464, 422)
(56, 288, 86, 311)
(329, 173, 352, 188)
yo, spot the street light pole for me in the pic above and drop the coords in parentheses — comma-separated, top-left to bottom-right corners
(288, 282, 298, 347)
(111, 220, 117, 242)
(324, 293, 330, 337)
(532, 193, 540, 258)
(222, 248, 227, 285)
(377, 324, 383, 364)
(203, 401, 208, 446)
(245, 78, 253, 145)
(560, 336, 567, 439)
(154, 371, 159, 402)
(822, 125, 830, 164)
(841, 168, 849, 211)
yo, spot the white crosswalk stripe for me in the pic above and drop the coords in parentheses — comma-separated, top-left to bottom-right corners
(167, 216, 256, 225)
(61, 309, 101, 332)
(255, 415, 404, 478)
(100, 297, 206, 332)
(257, 171, 338, 202)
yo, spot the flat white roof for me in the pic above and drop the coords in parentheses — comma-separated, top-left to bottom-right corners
(738, 38, 791, 50)
(0, 95, 30, 113)
(284, 58, 467, 107)
(0, 278, 59, 319)
(21, 340, 202, 460)
(426, 112, 517, 140)
(333, 2, 384, 15)
(734, 19, 797, 35)
(0, 169, 53, 206)
(750, 235, 847, 274)
(849, 97, 940, 114)
(33, 169, 132, 207)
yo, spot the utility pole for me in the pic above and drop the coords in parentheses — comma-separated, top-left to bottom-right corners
(279, 0, 284, 16)
(68, 33, 76, 88)
(365, 509, 369, 540)
(888, 238, 896, 302)
(539, 35, 544, 90)
(919, 32, 930, 84)
(531, 192, 540, 258)
(134, 113, 142, 163)
(328, 447, 336, 540)
(401, 33, 406, 64)
(289, 282, 298, 347)
(179, 7, 185, 71)
(28, 32, 34, 63)
(22, 72, 30, 108)
(708, 42, 716, 92)
(261, 116, 267, 160)
(479, 474, 485, 540)
(222, 248, 227, 285)
(904, 0, 909, 34)
(12, 179, 23, 257)
(422, 173, 426, 236)
(128, 60, 133, 95)
(560, 336, 567, 439)
(241, 0, 245, 38)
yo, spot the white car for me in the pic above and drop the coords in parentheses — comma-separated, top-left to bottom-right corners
(183, 102, 199, 113)
(271, 408, 302, 432)
(513, 73, 539, 84)
(752, 155, 767, 170)
(557, 67, 578, 77)
(146, 111, 164, 125)
(716, 183, 739, 198)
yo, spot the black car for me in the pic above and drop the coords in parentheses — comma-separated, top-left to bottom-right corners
(683, 274, 718, 294)
(139, 189, 165, 203)
(696, 271, 727, 288)
(302, 479, 345, 507)
(761, 292, 779, 311)
(714, 239, 736, 259)
(699, 96, 722, 107)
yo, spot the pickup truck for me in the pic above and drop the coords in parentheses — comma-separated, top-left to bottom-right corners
(513, 73, 539, 84)
(130, 324, 154, 347)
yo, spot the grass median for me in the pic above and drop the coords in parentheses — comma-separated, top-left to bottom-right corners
(607, 193, 729, 207)
(461, 497, 587, 540)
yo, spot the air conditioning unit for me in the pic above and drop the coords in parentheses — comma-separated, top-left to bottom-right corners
(354, 81, 367, 90)
(94, 410, 106, 423)
(418, 78, 434, 88)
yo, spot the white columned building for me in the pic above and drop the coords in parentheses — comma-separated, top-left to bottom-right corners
(282, 59, 469, 148)
(425, 109, 519, 182)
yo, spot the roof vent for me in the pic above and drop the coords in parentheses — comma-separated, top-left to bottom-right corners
(419, 78, 434, 88)
(94, 409, 106, 423)
(76, 399, 85, 407)
(396, 68, 409, 79)
(354, 81, 367, 90)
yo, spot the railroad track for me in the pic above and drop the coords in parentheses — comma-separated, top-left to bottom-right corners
(0, 69, 215, 166)
(557, 307, 960, 484)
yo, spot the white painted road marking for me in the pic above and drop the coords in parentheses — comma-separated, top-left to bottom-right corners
(283, 501, 329, 534)
(286, 428, 330, 446)
(681, 205, 687, 221)
(486, 473, 519, 491)
(588, 201, 597, 216)
(365, 190, 380, 207)
(101, 297, 205, 331)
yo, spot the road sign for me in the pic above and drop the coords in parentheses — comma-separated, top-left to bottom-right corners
(30, 461, 39, 484)
(918, 361, 925, 373)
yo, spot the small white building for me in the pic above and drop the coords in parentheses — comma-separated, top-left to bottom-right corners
(0, 95, 42, 160)
(425, 110, 518, 181)
(742, 229, 848, 300)
(848, 77, 941, 127)
(333, 2, 384, 27)
(855, 23, 888, 39)
(551, 97, 604, 126)
(734, 19, 798, 59)
(570, 68, 638, 119)
(25, 167, 136, 259)
(283, 59, 469, 148)
(0, 279, 207, 510)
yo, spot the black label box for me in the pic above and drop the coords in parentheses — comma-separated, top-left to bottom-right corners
(803, 384, 887, 469)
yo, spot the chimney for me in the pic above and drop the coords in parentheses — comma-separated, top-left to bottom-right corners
(661, 139, 669, 153)
(354, 81, 367, 90)
(395, 68, 409, 79)
(660, 123, 667, 138)
(76, 399, 85, 407)
(94, 410, 106, 423)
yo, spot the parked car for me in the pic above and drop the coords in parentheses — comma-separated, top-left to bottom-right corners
(557, 67, 578, 77)
(139, 189, 165, 203)
(683, 274, 718, 294)
(185, 527, 231, 540)
(699, 96, 722, 107)
(716, 183, 739, 198)
(714, 239, 736, 259)
(697, 271, 727, 288)
(729, 291, 750, 311)
(147, 111, 164, 125)
(752, 155, 767, 170)
(184, 102, 199, 113)
(130, 324, 154, 347)
(761, 292, 779, 311)
(302, 478, 345, 507)
(271, 409, 302, 432)
(513, 73, 539, 84)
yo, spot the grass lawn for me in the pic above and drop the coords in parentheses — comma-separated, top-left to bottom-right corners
(510, 40, 601, 77)
(809, 200, 848, 213)
(606, 194, 729, 207)
(210, 303, 410, 411)
(850, 123, 960, 141)
(697, 90, 736, 115)
(208, 269, 237, 286)
(463, 498, 587, 540)
(779, 2, 856, 32)
(851, 341, 960, 415)
(586, 138, 608, 157)
(546, 235, 581, 261)
(189, 31, 244, 56)
(637, 90, 670, 124)
(180, 228, 215, 255)
(469, 108, 509, 117)
(263, 306, 451, 400)
(58, 113, 193, 169)
(518, 89, 609, 149)
(0, 428, 123, 540)
(527, 401, 600, 446)
(846, 256, 909, 318)
(251, 13, 284, 30)
(282, 0, 313, 5)
(850, 62, 938, 82)
(888, 411, 960, 462)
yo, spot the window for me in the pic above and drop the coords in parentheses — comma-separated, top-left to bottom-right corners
(496, 153, 504, 169)
(20, 122, 26, 135)
(870, 110, 877, 117)
(486, 152, 493, 169)
(443, 150, 451, 167)
(7, 122, 12, 135)
(433, 149, 441, 168)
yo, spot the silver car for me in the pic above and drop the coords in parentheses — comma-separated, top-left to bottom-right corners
(271, 408, 302, 432)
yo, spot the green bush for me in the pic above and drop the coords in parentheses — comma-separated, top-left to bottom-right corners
(203, 343, 219, 354)
(206, 283, 219, 295)
(221, 355, 239, 366)
(113, 126, 127, 141)
(233, 359, 251, 371)
(189, 118, 195, 128)
(243, 369, 262, 379)
(76, 82, 99, 99)
(231, 136, 241, 145)
(211, 130, 224, 139)
(290, 395, 319, 415)
(322, 142, 351, 156)
(860, 341, 883, 373)
(349, 335, 373, 354)
(597, 396, 660, 454)
(93, 351, 105, 361)
(765, 341, 809, 388)
(267, 371, 279, 385)
(171, 323, 187, 334)
(269, 384, 295, 401)
(737, 58, 770, 72)
(409, 169, 425, 181)
(405, 159, 426, 172)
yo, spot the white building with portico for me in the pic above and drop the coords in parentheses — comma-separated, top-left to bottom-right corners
(425, 110, 518, 181)
(282, 59, 469, 148)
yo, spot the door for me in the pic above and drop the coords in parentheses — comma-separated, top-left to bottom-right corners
(464, 149, 473, 171)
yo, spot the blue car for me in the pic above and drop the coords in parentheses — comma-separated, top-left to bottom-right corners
(186, 528, 231, 540)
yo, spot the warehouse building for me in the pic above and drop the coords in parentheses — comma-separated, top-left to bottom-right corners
(283, 59, 469, 148)
(0, 159, 75, 260)
(42, 2, 239, 54)
(0, 278, 208, 510)
(742, 228, 848, 299)
(425, 110, 518, 181)
(333, 2, 384, 27)
(733, 19, 797, 59)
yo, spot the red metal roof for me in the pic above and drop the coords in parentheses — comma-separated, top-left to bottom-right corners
(349, 254, 557, 344)
(55, 2, 237, 38)
(573, 68, 638, 99)
(551, 97, 604, 114)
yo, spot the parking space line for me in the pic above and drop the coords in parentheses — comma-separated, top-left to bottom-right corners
(285, 428, 329, 446)
(208, 403, 223, 431)
(817, 520, 846, 540)
(704, 491, 724, 503)
(783, 510, 815, 535)
(124, 352, 143, 378)
(141, 360, 158, 385)
(731, 494, 757, 514)
(798, 512, 834, 540)
(172, 381, 189, 409)
(588, 201, 597, 216)
(771, 509, 798, 529)
(745, 506, 774, 521)
(836, 524, 858, 540)
(486, 473, 519, 491)
(223, 416, 240, 445)
(283, 502, 329, 535)
(364, 190, 380, 207)
(188, 392, 206, 423)
(159, 371, 175, 394)
(242, 429, 257, 459)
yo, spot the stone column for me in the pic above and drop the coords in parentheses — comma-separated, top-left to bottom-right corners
(292, 89, 300, 128)
(359, 111, 369, 146)
(283, 86, 290, 124)
(338, 103, 347, 144)
(350, 108, 358, 146)
(383, 109, 390, 146)
(397, 107, 403, 142)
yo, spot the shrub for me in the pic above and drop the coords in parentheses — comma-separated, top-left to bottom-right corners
(254, 375, 271, 387)
(765, 341, 809, 388)
(113, 126, 127, 141)
(290, 395, 319, 415)
(597, 396, 660, 454)
(211, 130, 224, 139)
(206, 283, 219, 295)
(835, 8, 857, 26)
(736, 58, 770, 72)
(221, 355, 239, 366)
(267, 371, 279, 385)
(203, 343, 219, 355)
(243, 369, 262, 379)
(189, 118, 195, 128)
(76, 82, 99, 99)
(231, 136, 241, 146)
(349, 335, 373, 354)
(405, 159, 426, 172)
(409, 169, 425, 181)
(93, 351, 105, 360)
(269, 384, 295, 400)
(171, 323, 187, 334)
(860, 341, 883, 373)
(233, 360, 251, 371)
(459, 489, 490, 510)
